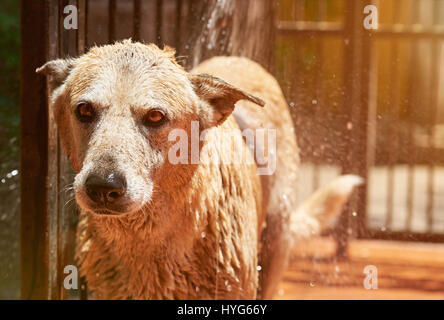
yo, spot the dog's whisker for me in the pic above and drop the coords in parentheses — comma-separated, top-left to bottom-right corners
(63, 197, 76, 211)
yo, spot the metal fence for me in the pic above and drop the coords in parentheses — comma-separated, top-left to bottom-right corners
(20, 0, 444, 299)
(275, 0, 444, 246)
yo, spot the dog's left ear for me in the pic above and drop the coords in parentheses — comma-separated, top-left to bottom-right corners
(36, 58, 75, 91)
(189, 73, 265, 127)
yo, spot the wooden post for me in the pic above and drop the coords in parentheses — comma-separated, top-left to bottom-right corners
(20, 0, 50, 299)
(336, 0, 371, 256)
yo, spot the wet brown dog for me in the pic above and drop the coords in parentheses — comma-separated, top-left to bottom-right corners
(37, 40, 361, 299)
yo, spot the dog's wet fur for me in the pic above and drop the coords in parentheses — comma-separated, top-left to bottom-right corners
(37, 40, 362, 299)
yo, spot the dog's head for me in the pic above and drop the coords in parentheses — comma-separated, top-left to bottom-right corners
(37, 40, 263, 216)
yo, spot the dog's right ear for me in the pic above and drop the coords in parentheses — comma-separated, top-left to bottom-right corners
(189, 73, 265, 128)
(36, 58, 74, 91)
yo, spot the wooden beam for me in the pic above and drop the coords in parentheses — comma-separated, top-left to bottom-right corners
(20, 0, 50, 300)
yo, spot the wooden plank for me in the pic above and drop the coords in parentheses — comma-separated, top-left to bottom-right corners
(57, 0, 81, 300)
(47, 0, 61, 300)
(20, 0, 50, 300)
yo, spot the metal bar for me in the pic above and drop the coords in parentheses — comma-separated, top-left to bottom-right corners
(63, 0, 86, 300)
(20, 0, 50, 300)
(355, 0, 372, 238)
(278, 23, 444, 39)
(77, 0, 86, 54)
(312, 37, 323, 191)
(336, 0, 359, 258)
(84, 0, 88, 48)
(405, 0, 420, 231)
(77, 0, 89, 300)
(108, 0, 116, 43)
(336, 0, 371, 244)
(425, 1, 441, 232)
(385, 37, 401, 230)
(294, 0, 304, 21)
(309, 0, 327, 188)
(371, 24, 444, 39)
(46, 0, 62, 300)
(318, 0, 326, 22)
(56, 0, 65, 300)
(175, 0, 183, 51)
(360, 230, 444, 243)
(58, 0, 78, 301)
(277, 21, 344, 33)
(156, 0, 163, 46)
(133, 0, 141, 42)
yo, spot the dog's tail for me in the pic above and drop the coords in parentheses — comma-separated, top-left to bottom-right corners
(290, 174, 364, 238)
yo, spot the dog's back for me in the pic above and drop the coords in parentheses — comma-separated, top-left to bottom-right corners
(193, 57, 300, 298)
(193, 57, 363, 299)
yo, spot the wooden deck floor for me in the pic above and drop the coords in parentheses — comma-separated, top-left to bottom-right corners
(277, 237, 444, 300)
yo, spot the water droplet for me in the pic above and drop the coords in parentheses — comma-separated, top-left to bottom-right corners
(1, 179, 5, 183)
(309, 281, 316, 287)
(11, 169, 18, 176)
(227, 285, 232, 292)
(224, 280, 229, 286)
(195, 286, 200, 292)
(289, 101, 295, 107)
(312, 99, 318, 105)
(257, 265, 262, 271)
(201, 231, 206, 238)
(352, 211, 358, 217)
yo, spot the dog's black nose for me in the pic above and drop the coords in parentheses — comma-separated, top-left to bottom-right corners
(85, 173, 126, 205)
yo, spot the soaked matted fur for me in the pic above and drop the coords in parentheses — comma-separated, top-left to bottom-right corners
(37, 40, 361, 299)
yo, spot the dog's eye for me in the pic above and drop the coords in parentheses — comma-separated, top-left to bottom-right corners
(75, 102, 95, 123)
(144, 110, 166, 126)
